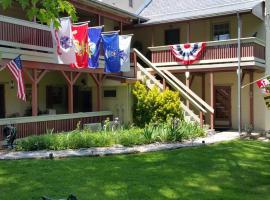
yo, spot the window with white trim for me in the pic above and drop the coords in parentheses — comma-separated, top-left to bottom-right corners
(165, 29, 180, 45)
(212, 23, 230, 41)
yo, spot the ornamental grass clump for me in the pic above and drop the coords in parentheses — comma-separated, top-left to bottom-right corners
(144, 119, 205, 143)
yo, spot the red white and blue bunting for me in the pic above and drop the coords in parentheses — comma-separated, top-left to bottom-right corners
(170, 42, 206, 65)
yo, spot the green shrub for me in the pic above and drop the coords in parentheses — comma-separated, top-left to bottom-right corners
(133, 82, 183, 127)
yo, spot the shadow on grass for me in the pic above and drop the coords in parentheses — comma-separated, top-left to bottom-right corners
(0, 140, 270, 200)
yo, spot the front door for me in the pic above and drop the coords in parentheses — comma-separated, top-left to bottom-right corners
(214, 86, 231, 128)
(0, 85, 5, 118)
(80, 90, 92, 112)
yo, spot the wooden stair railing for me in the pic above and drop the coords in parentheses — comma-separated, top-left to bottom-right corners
(137, 62, 200, 123)
(133, 48, 214, 127)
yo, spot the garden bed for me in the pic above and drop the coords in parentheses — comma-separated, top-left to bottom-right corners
(0, 131, 240, 160)
(15, 121, 205, 151)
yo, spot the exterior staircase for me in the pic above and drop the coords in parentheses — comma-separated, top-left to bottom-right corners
(133, 48, 215, 130)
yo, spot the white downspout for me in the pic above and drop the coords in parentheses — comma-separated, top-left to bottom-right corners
(237, 12, 242, 134)
(266, 0, 270, 75)
(265, 0, 270, 131)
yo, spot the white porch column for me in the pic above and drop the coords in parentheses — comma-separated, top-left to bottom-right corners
(265, 1, 270, 130)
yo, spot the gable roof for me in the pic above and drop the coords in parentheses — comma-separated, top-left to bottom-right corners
(139, 0, 264, 25)
(80, 0, 148, 21)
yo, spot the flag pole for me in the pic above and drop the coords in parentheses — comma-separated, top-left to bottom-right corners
(122, 34, 134, 36)
(88, 25, 104, 29)
(0, 54, 22, 72)
(0, 65, 6, 72)
(101, 30, 120, 34)
(241, 74, 270, 89)
(73, 21, 91, 25)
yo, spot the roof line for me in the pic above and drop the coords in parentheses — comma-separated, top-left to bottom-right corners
(135, 10, 252, 27)
(143, 0, 262, 18)
(84, 0, 148, 20)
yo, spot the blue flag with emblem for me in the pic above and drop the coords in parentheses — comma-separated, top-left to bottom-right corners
(88, 26, 102, 68)
(101, 32, 121, 73)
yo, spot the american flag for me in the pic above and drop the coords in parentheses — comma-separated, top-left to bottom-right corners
(6, 56, 26, 101)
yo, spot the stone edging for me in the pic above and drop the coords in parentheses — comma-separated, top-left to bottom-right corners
(0, 132, 240, 160)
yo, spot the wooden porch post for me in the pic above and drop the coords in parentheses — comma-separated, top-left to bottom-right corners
(133, 51, 137, 78)
(249, 71, 254, 127)
(187, 22, 190, 42)
(210, 72, 214, 130)
(25, 69, 48, 116)
(119, 21, 123, 34)
(202, 73, 205, 101)
(61, 71, 81, 114)
(98, 14, 101, 26)
(97, 82, 102, 111)
(68, 82, 73, 113)
(151, 28, 155, 47)
(89, 74, 105, 111)
(185, 72, 190, 108)
(32, 70, 38, 116)
(201, 73, 206, 127)
(163, 78, 166, 90)
(200, 111, 204, 128)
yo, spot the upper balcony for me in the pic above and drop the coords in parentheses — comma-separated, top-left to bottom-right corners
(0, 15, 109, 74)
(148, 38, 266, 72)
(0, 15, 56, 63)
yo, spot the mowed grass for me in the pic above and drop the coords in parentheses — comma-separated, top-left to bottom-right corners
(0, 140, 270, 200)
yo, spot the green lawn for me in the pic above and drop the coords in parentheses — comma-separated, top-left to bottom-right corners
(0, 140, 270, 200)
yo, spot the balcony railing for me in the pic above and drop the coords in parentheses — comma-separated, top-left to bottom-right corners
(149, 37, 265, 66)
(0, 111, 113, 140)
(0, 15, 53, 53)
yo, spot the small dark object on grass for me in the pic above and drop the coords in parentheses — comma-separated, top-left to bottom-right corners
(3, 126, 16, 148)
(67, 194, 78, 200)
(41, 197, 51, 200)
(49, 153, 54, 159)
(41, 194, 78, 200)
(202, 140, 205, 144)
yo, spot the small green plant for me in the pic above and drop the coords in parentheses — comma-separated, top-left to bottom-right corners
(143, 124, 156, 143)
(46, 128, 54, 135)
(103, 118, 111, 132)
(76, 121, 81, 131)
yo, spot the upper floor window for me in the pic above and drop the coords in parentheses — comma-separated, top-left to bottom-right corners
(165, 29, 180, 45)
(129, 0, 133, 7)
(212, 23, 230, 41)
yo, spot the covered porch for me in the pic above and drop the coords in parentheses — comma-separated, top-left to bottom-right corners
(0, 7, 138, 119)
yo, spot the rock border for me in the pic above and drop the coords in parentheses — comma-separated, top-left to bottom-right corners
(0, 132, 240, 160)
